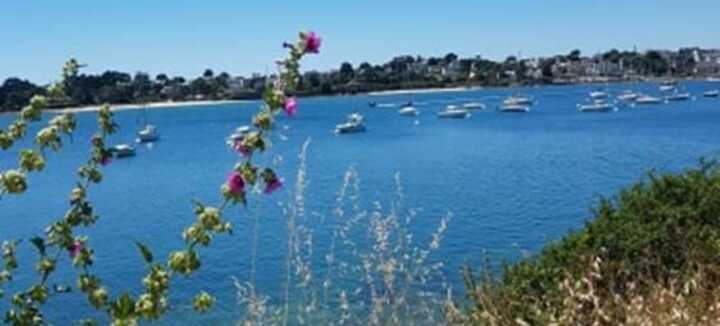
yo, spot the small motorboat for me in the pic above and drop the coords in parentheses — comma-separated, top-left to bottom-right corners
(462, 102, 486, 110)
(368, 101, 377, 108)
(137, 124, 159, 142)
(437, 105, 470, 119)
(499, 104, 530, 113)
(665, 92, 691, 101)
(503, 95, 534, 106)
(335, 113, 366, 134)
(589, 90, 608, 100)
(577, 100, 615, 113)
(226, 125, 251, 145)
(617, 91, 639, 102)
(703, 90, 719, 98)
(111, 144, 136, 158)
(635, 95, 663, 105)
(659, 80, 677, 92)
(398, 106, 419, 116)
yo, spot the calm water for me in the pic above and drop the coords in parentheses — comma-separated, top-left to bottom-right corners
(2, 82, 720, 324)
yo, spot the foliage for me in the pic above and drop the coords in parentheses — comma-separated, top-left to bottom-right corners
(0, 31, 320, 325)
(465, 161, 720, 323)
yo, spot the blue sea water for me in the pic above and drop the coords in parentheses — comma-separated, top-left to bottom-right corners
(2, 82, 720, 324)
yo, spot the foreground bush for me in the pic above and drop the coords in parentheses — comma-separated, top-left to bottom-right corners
(463, 161, 720, 324)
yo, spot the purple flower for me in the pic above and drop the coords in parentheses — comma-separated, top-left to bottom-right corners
(234, 138, 250, 157)
(69, 240, 84, 258)
(100, 155, 111, 166)
(264, 177, 283, 194)
(226, 171, 245, 194)
(303, 32, 322, 54)
(284, 97, 298, 117)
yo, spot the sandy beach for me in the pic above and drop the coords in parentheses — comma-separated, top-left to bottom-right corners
(50, 99, 251, 114)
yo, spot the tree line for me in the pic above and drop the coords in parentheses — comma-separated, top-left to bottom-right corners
(0, 48, 710, 112)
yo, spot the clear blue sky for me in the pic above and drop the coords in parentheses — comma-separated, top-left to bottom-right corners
(2, 0, 719, 84)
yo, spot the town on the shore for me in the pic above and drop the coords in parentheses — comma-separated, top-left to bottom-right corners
(2, 47, 720, 112)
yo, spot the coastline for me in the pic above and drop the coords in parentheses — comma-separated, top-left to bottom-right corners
(51, 99, 250, 114)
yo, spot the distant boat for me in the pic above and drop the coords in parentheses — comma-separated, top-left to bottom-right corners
(635, 95, 663, 105)
(503, 95, 534, 106)
(665, 92, 691, 101)
(226, 125, 251, 146)
(499, 104, 530, 113)
(437, 105, 470, 119)
(137, 104, 159, 142)
(111, 144, 136, 158)
(703, 90, 719, 98)
(398, 106, 419, 116)
(462, 102, 486, 110)
(589, 90, 608, 100)
(137, 124, 159, 142)
(577, 100, 615, 113)
(707, 77, 720, 82)
(617, 91, 639, 102)
(335, 113, 366, 134)
(659, 80, 677, 92)
(368, 101, 378, 108)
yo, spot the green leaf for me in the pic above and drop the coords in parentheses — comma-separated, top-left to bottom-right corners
(134, 242, 154, 264)
(111, 293, 136, 319)
(30, 237, 46, 256)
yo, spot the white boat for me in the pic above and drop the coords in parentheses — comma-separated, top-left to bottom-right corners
(499, 104, 530, 113)
(503, 95, 534, 106)
(635, 95, 663, 105)
(707, 77, 720, 82)
(398, 106, 419, 116)
(462, 102, 486, 110)
(659, 80, 677, 92)
(589, 91, 608, 100)
(617, 91, 639, 102)
(437, 105, 470, 119)
(577, 100, 615, 113)
(111, 144, 136, 158)
(335, 113, 366, 134)
(665, 92, 691, 101)
(226, 125, 251, 145)
(703, 90, 719, 97)
(137, 124, 159, 142)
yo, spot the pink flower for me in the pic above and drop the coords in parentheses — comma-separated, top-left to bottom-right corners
(284, 97, 298, 117)
(264, 177, 283, 194)
(226, 171, 245, 194)
(69, 240, 84, 258)
(234, 138, 250, 157)
(304, 32, 322, 54)
(100, 155, 111, 166)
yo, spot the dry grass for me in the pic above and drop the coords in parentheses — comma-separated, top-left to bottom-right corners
(233, 141, 452, 325)
(463, 256, 720, 326)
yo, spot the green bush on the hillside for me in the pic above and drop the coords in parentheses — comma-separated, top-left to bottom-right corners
(471, 160, 720, 320)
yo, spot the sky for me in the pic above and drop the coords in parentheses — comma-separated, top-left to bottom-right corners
(2, 0, 719, 84)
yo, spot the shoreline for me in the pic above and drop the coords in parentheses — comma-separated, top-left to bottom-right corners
(51, 99, 250, 114)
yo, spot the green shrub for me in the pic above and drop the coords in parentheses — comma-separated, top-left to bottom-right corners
(469, 160, 720, 322)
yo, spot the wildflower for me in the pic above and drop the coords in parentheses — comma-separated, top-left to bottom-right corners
(284, 97, 298, 117)
(100, 155, 111, 166)
(234, 138, 250, 157)
(69, 240, 84, 258)
(226, 171, 245, 194)
(264, 173, 283, 194)
(303, 31, 322, 54)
